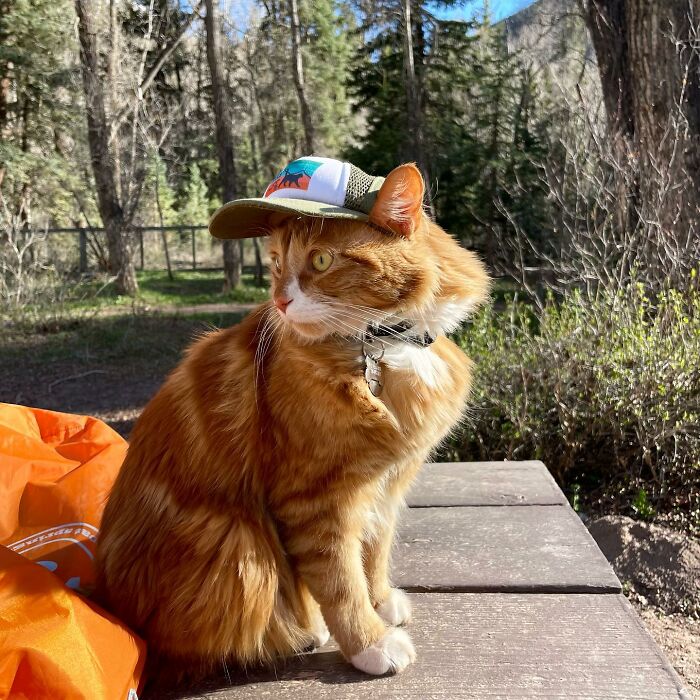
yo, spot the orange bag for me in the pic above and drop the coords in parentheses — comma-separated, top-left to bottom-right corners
(0, 403, 145, 700)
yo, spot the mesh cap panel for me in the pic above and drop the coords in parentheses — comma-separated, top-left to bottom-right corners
(343, 165, 378, 214)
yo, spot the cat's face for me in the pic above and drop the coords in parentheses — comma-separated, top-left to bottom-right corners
(267, 218, 435, 339)
(266, 164, 489, 340)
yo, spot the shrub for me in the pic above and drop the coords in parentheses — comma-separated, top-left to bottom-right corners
(449, 285, 700, 533)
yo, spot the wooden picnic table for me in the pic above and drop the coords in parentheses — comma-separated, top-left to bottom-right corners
(149, 461, 691, 699)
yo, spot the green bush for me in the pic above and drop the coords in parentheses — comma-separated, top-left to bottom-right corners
(449, 286, 700, 532)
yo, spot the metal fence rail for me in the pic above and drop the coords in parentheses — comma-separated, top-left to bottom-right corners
(46, 225, 212, 273)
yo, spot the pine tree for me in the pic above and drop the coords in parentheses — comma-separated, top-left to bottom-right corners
(347, 11, 482, 224)
(178, 163, 210, 226)
(0, 0, 81, 229)
(468, 20, 551, 262)
(347, 7, 552, 266)
(140, 154, 177, 227)
(302, 0, 356, 156)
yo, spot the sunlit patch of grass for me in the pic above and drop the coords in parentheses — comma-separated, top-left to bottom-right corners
(65, 269, 270, 310)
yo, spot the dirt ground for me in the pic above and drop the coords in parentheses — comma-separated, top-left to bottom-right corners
(2, 308, 698, 695)
(589, 515, 700, 696)
(0, 310, 246, 436)
(3, 342, 163, 436)
(636, 605, 700, 698)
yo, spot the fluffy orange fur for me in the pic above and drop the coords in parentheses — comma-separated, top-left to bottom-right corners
(95, 164, 490, 679)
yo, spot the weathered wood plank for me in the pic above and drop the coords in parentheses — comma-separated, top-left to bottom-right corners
(407, 461, 566, 507)
(152, 593, 690, 699)
(393, 505, 621, 592)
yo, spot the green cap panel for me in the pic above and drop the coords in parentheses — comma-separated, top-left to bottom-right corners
(209, 197, 375, 240)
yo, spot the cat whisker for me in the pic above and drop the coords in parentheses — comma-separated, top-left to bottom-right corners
(273, 314, 286, 353)
(322, 315, 363, 340)
(344, 299, 439, 326)
(322, 314, 370, 343)
(309, 308, 353, 336)
(310, 296, 422, 343)
(324, 306, 416, 343)
(254, 306, 278, 399)
(333, 301, 442, 340)
(260, 310, 279, 359)
(331, 303, 402, 326)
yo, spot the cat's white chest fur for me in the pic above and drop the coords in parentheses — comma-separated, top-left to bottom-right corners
(376, 296, 476, 390)
(381, 343, 448, 389)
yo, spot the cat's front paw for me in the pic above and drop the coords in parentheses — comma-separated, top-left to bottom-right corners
(376, 588, 412, 626)
(350, 628, 416, 675)
(310, 616, 330, 648)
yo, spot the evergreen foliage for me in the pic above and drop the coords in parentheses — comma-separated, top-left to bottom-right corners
(347, 11, 551, 257)
(178, 163, 211, 226)
(302, 0, 356, 156)
(0, 0, 87, 227)
(0, 0, 557, 265)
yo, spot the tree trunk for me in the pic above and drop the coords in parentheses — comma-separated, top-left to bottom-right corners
(106, 220, 138, 294)
(204, 0, 241, 291)
(402, 0, 433, 216)
(74, 0, 137, 295)
(585, 0, 700, 236)
(0, 0, 9, 190)
(16, 98, 31, 232)
(289, 0, 316, 154)
(244, 37, 269, 176)
(154, 158, 174, 281)
(253, 236, 264, 286)
(585, 0, 634, 139)
(485, 61, 504, 267)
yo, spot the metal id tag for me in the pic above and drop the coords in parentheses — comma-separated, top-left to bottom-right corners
(363, 342, 384, 397)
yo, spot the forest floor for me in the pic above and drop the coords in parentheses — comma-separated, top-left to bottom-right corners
(13, 268, 268, 323)
(1, 300, 698, 694)
(638, 607, 699, 697)
(0, 309, 245, 435)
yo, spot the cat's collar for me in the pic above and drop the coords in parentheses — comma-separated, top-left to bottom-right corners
(360, 321, 434, 398)
(363, 320, 435, 348)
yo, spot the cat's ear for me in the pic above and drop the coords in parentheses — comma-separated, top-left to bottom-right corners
(369, 163, 425, 238)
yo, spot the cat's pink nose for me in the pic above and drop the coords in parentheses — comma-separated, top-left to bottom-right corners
(275, 296, 292, 313)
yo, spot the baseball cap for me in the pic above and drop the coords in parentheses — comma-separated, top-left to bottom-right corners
(209, 156, 385, 240)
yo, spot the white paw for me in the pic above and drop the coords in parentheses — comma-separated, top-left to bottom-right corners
(350, 628, 416, 675)
(376, 588, 412, 626)
(310, 617, 330, 648)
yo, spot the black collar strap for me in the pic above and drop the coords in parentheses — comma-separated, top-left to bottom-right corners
(364, 320, 435, 347)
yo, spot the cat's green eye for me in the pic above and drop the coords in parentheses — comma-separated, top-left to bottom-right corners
(271, 255, 281, 272)
(311, 250, 333, 272)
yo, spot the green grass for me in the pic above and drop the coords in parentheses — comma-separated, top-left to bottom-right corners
(63, 269, 270, 311)
(1, 268, 262, 364)
(0, 311, 248, 366)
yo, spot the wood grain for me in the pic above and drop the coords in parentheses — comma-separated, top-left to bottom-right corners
(141, 462, 685, 699)
(152, 593, 690, 699)
(393, 505, 621, 592)
(408, 461, 566, 507)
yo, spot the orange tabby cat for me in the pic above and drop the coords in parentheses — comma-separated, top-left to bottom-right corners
(95, 163, 489, 678)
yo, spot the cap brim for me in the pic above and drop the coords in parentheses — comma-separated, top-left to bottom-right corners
(209, 197, 369, 240)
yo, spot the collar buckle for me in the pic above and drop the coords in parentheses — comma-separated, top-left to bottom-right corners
(364, 320, 435, 347)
